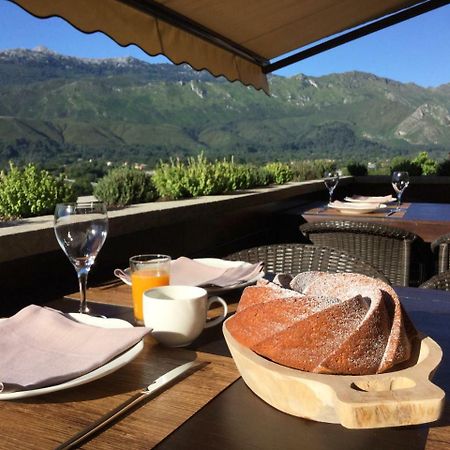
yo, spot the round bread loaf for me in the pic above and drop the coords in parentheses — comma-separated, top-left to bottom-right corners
(227, 272, 417, 375)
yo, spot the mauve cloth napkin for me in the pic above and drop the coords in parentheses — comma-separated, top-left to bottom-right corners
(0, 305, 150, 393)
(170, 257, 263, 287)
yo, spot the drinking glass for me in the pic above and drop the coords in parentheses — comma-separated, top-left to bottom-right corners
(391, 171, 410, 210)
(324, 171, 340, 203)
(54, 202, 108, 314)
(129, 254, 171, 325)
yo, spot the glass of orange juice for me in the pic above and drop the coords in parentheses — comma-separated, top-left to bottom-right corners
(129, 254, 171, 325)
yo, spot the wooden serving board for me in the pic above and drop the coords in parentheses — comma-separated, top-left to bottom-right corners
(223, 320, 445, 429)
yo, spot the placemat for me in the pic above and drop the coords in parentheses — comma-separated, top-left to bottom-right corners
(1, 338, 240, 449)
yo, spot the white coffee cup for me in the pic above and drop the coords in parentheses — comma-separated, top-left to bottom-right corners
(143, 285, 228, 347)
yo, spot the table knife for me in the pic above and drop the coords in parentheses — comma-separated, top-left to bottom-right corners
(55, 360, 204, 450)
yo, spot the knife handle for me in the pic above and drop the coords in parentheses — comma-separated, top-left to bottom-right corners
(54, 390, 148, 450)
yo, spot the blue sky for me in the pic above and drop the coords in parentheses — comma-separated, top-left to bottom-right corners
(1, 0, 449, 87)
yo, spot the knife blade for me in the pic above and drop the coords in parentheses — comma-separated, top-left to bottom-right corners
(55, 360, 204, 450)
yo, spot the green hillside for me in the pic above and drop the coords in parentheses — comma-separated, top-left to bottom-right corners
(0, 47, 449, 168)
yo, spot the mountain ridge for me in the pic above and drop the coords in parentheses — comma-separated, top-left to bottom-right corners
(0, 47, 448, 167)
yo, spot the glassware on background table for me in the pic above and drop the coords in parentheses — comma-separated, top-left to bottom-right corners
(54, 202, 108, 314)
(323, 171, 340, 204)
(129, 254, 171, 325)
(391, 171, 410, 211)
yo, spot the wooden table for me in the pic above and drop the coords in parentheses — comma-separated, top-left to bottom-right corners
(299, 202, 450, 243)
(1, 282, 449, 450)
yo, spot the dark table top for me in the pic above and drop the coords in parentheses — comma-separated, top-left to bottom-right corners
(298, 202, 450, 243)
(49, 283, 450, 450)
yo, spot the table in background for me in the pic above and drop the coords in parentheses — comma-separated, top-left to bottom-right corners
(298, 202, 450, 243)
(1, 282, 449, 450)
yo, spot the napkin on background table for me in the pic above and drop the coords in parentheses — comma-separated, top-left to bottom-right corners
(345, 195, 395, 203)
(170, 257, 263, 287)
(0, 305, 150, 393)
(330, 200, 380, 209)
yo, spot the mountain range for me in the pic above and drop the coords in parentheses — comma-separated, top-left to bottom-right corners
(0, 46, 449, 167)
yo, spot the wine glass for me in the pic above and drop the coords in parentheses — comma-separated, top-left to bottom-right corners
(54, 202, 108, 314)
(324, 171, 340, 204)
(391, 171, 410, 211)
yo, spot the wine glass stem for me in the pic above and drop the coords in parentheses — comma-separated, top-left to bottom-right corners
(397, 192, 402, 210)
(77, 269, 89, 314)
(330, 187, 336, 203)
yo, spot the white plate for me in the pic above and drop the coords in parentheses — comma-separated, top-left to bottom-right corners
(115, 258, 264, 292)
(328, 203, 388, 215)
(344, 195, 395, 204)
(0, 314, 144, 400)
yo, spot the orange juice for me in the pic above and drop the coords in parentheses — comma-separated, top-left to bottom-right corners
(131, 269, 170, 322)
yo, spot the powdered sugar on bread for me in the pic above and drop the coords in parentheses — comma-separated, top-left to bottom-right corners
(228, 272, 417, 375)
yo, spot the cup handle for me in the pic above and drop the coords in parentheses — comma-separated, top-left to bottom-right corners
(114, 268, 132, 286)
(204, 296, 228, 329)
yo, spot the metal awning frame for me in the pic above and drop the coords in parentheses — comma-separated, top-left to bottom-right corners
(264, 0, 449, 73)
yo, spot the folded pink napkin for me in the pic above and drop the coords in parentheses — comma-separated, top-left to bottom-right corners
(0, 305, 150, 393)
(170, 257, 263, 287)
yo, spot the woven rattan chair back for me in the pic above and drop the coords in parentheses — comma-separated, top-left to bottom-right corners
(420, 271, 450, 291)
(225, 243, 390, 283)
(300, 221, 420, 286)
(431, 233, 450, 274)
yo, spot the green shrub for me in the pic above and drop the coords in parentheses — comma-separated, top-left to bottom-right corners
(251, 166, 271, 187)
(213, 159, 267, 191)
(71, 178, 94, 197)
(436, 160, 450, 176)
(346, 161, 368, 176)
(264, 162, 294, 184)
(152, 154, 271, 200)
(94, 167, 156, 208)
(390, 156, 422, 176)
(411, 152, 437, 175)
(291, 160, 336, 181)
(152, 154, 217, 199)
(0, 162, 74, 220)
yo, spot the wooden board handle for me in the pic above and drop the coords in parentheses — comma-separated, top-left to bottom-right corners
(332, 335, 445, 428)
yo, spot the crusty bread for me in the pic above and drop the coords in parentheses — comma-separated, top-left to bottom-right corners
(227, 272, 417, 375)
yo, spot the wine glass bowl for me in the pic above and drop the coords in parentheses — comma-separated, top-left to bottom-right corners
(54, 202, 108, 314)
(391, 171, 410, 211)
(324, 171, 340, 203)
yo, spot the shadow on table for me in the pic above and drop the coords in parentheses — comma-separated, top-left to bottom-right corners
(156, 379, 431, 450)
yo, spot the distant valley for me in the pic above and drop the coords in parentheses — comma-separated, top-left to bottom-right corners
(0, 47, 449, 168)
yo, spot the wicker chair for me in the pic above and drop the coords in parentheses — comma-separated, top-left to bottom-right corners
(299, 221, 422, 287)
(431, 233, 450, 274)
(224, 243, 390, 283)
(420, 271, 450, 291)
